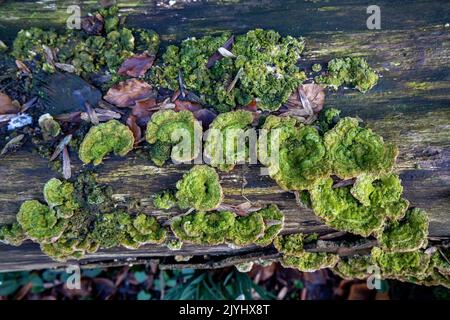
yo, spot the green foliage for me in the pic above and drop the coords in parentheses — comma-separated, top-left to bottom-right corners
(204, 110, 254, 171)
(145, 110, 202, 164)
(315, 57, 378, 92)
(79, 120, 134, 165)
(324, 117, 398, 179)
(152, 29, 306, 112)
(175, 165, 223, 211)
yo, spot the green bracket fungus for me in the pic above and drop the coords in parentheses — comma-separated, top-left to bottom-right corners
(152, 29, 306, 112)
(333, 255, 373, 280)
(171, 205, 283, 246)
(79, 120, 134, 165)
(254, 204, 285, 247)
(378, 208, 429, 252)
(259, 115, 330, 190)
(324, 117, 398, 179)
(166, 239, 183, 251)
(204, 110, 254, 172)
(0, 222, 27, 246)
(274, 233, 307, 256)
(371, 247, 431, 280)
(227, 213, 265, 247)
(145, 110, 202, 165)
(148, 141, 172, 167)
(315, 57, 378, 93)
(16, 200, 67, 244)
(153, 190, 177, 210)
(171, 211, 235, 245)
(128, 214, 167, 246)
(281, 252, 340, 272)
(175, 165, 223, 211)
(309, 174, 409, 237)
(43, 178, 79, 218)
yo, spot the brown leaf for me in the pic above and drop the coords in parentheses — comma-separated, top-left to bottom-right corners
(54, 63, 76, 73)
(132, 97, 157, 125)
(193, 108, 217, 129)
(84, 102, 99, 125)
(15, 59, 31, 74)
(118, 53, 155, 78)
(62, 146, 71, 180)
(174, 100, 203, 113)
(104, 79, 153, 108)
(1, 134, 25, 156)
(81, 13, 104, 35)
(126, 115, 142, 145)
(0, 93, 19, 114)
(283, 83, 325, 115)
(50, 134, 72, 161)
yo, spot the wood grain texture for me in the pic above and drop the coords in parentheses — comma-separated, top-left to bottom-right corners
(0, 0, 449, 271)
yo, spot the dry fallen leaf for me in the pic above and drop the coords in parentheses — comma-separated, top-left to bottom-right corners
(283, 83, 325, 118)
(62, 146, 71, 180)
(207, 35, 234, 68)
(0, 134, 25, 156)
(126, 115, 142, 145)
(118, 53, 155, 78)
(174, 100, 203, 113)
(15, 59, 31, 74)
(104, 79, 153, 108)
(81, 13, 104, 35)
(0, 92, 19, 114)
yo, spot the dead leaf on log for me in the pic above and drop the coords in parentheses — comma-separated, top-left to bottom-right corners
(126, 115, 142, 145)
(174, 100, 203, 113)
(62, 146, 71, 179)
(50, 134, 72, 161)
(118, 53, 155, 78)
(0, 134, 25, 156)
(104, 79, 153, 108)
(207, 35, 234, 68)
(282, 84, 325, 122)
(193, 108, 217, 129)
(54, 63, 76, 73)
(81, 13, 104, 35)
(15, 59, 31, 74)
(0, 92, 19, 114)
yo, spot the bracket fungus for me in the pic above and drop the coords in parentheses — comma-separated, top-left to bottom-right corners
(145, 110, 202, 165)
(259, 115, 330, 190)
(315, 57, 379, 93)
(204, 110, 254, 172)
(324, 117, 398, 179)
(175, 165, 223, 211)
(79, 120, 135, 165)
(281, 252, 340, 272)
(153, 190, 177, 210)
(309, 174, 409, 237)
(43, 178, 79, 218)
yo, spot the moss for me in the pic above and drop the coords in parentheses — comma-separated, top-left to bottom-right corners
(204, 110, 254, 171)
(334, 255, 373, 280)
(43, 178, 79, 218)
(378, 208, 429, 252)
(371, 247, 431, 280)
(259, 115, 330, 190)
(227, 213, 265, 246)
(79, 120, 134, 165)
(315, 57, 378, 93)
(148, 141, 172, 166)
(0, 222, 27, 246)
(316, 108, 341, 133)
(324, 117, 398, 179)
(145, 110, 202, 164)
(309, 174, 409, 237)
(128, 214, 167, 246)
(175, 165, 223, 211)
(152, 29, 306, 112)
(431, 249, 450, 276)
(254, 204, 284, 246)
(153, 190, 177, 210)
(16, 200, 67, 244)
(281, 252, 339, 272)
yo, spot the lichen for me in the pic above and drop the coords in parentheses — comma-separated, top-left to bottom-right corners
(274, 233, 307, 256)
(0, 222, 27, 246)
(166, 239, 183, 251)
(259, 115, 330, 190)
(145, 110, 202, 165)
(309, 174, 409, 237)
(153, 190, 177, 210)
(315, 57, 378, 93)
(227, 213, 265, 246)
(38, 113, 61, 140)
(204, 110, 254, 171)
(79, 120, 134, 165)
(281, 252, 340, 272)
(378, 208, 429, 252)
(175, 165, 223, 211)
(152, 29, 306, 112)
(324, 117, 398, 179)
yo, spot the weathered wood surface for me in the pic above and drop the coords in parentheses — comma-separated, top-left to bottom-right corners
(0, 0, 449, 272)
